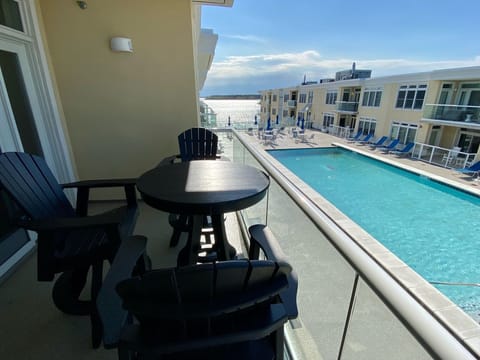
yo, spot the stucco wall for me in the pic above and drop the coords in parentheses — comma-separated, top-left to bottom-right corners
(38, 0, 200, 183)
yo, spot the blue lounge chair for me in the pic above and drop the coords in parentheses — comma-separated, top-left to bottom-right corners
(346, 130, 362, 142)
(377, 138, 399, 152)
(368, 136, 388, 148)
(389, 142, 414, 156)
(356, 133, 373, 144)
(455, 161, 480, 178)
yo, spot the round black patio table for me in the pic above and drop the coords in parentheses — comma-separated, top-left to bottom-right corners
(137, 160, 270, 266)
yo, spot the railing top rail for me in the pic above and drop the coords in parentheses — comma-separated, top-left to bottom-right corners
(232, 129, 477, 359)
(425, 103, 480, 109)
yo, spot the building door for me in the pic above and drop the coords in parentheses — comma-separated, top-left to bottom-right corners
(427, 126, 442, 146)
(0, 42, 43, 277)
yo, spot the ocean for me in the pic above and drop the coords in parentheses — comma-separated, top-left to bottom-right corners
(202, 99, 260, 128)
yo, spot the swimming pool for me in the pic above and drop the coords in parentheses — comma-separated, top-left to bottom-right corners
(269, 147, 480, 319)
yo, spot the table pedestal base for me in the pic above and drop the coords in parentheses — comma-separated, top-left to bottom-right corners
(177, 214, 236, 266)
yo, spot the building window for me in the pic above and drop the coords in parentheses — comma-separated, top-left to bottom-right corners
(358, 117, 377, 135)
(283, 94, 289, 102)
(272, 95, 277, 102)
(362, 89, 382, 107)
(326, 91, 337, 105)
(390, 122, 417, 144)
(307, 91, 314, 104)
(283, 110, 289, 117)
(298, 93, 307, 103)
(395, 84, 427, 110)
(323, 113, 335, 128)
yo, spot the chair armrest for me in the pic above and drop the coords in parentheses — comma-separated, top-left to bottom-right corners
(97, 235, 148, 349)
(62, 178, 137, 216)
(62, 178, 137, 189)
(248, 224, 299, 319)
(17, 208, 127, 231)
(157, 154, 181, 166)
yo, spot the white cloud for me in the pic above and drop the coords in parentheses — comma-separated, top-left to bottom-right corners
(202, 50, 480, 95)
(221, 34, 267, 43)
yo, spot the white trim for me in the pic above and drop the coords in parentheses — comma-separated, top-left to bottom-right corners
(21, 0, 76, 184)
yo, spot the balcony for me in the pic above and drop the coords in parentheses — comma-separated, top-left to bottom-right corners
(335, 101, 359, 113)
(287, 99, 297, 108)
(422, 104, 480, 127)
(1, 130, 479, 359)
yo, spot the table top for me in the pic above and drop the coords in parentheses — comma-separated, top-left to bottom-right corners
(137, 160, 270, 215)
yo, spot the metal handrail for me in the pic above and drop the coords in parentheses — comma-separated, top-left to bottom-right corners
(232, 128, 477, 359)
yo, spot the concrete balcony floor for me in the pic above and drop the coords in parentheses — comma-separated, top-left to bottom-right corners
(0, 203, 245, 359)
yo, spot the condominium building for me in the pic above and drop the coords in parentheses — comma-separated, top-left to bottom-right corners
(260, 66, 480, 161)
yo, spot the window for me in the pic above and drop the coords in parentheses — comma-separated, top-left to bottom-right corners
(307, 91, 314, 104)
(390, 122, 417, 144)
(283, 110, 289, 117)
(323, 113, 335, 128)
(272, 108, 276, 115)
(298, 93, 307, 103)
(358, 117, 377, 135)
(326, 91, 337, 105)
(283, 94, 289, 102)
(362, 89, 383, 107)
(272, 95, 277, 102)
(0, 0, 23, 32)
(395, 84, 427, 110)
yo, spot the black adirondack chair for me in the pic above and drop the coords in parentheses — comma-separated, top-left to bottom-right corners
(0, 151, 144, 348)
(177, 127, 218, 162)
(116, 260, 295, 360)
(165, 128, 219, 252)
(107, 226, 298, 360)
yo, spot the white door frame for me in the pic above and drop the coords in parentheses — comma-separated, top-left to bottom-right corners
(0, 0, 75, 183)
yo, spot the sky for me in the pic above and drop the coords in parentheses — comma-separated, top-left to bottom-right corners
(200, 0, 480, 96)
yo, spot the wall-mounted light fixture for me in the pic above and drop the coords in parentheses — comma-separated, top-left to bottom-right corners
(110, 37, 133, 53)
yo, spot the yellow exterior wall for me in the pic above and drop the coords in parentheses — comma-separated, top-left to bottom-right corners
(38, 0, 200, 183)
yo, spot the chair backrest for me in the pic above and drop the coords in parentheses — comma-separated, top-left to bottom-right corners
(178, 128, 218, 162)
(451, 146, 462, 156)
(116, 259, 291, 336)
(402, 142, 415, 152)
(468, 161, 480, 171)
(387, 138, 399, 148)
(0, 152, 75, 220)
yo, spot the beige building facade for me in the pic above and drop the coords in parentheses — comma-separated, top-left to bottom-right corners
(260, 67, 480, 161)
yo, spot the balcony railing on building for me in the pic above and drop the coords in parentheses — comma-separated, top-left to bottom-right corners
(423, 104, 480, 125)
(411, 143, 476, 168)
(335, 101, 359, 113)
(225, 130, 479, 359)
(286, 100, 296, 108)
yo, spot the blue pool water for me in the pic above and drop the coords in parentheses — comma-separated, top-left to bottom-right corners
(270, 147, 480, 318)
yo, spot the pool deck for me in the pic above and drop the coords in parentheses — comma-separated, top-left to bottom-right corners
(239, 128, 480, 355)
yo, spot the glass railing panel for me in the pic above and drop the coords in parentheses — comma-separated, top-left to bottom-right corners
(266, 179, 358, 360)
(336, 101, 359, 112)
(423, 104, 480, 124)
(231, 140, 358, 358)
(341, 278, 433, 360)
